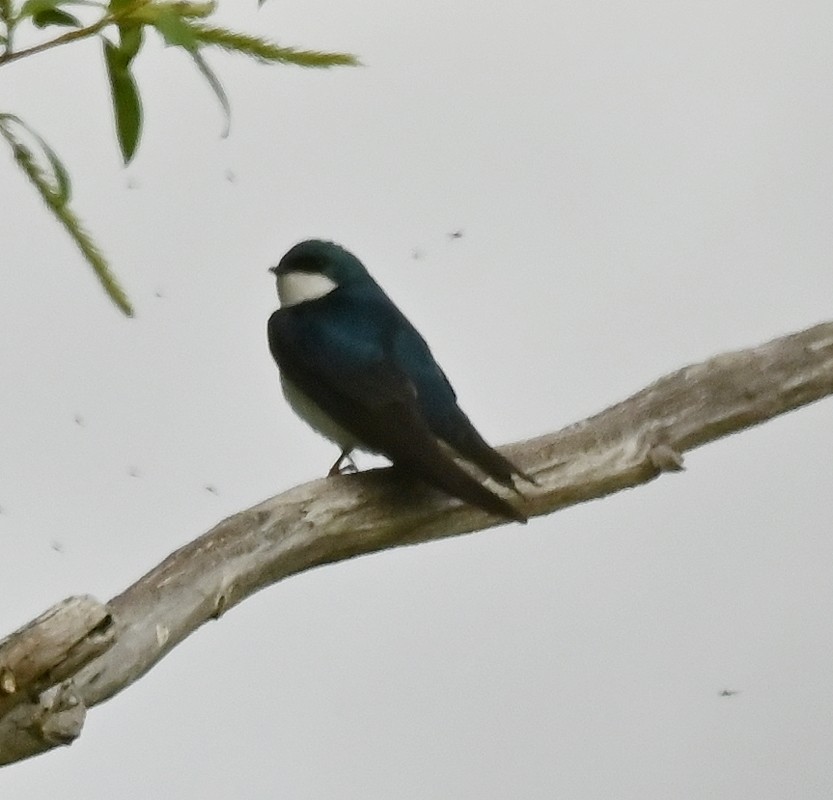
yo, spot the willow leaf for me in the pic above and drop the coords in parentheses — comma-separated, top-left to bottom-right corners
(190, 49, 230, 136)
(184, 23, 359, 67)
(0, 112, 71, 202)
(32, 8, 81, 27)
(103, 38, 143, 163)
(0, 120, 132, 315)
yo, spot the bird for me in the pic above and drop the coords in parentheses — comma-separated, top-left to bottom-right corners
(267, 239, 532, 523)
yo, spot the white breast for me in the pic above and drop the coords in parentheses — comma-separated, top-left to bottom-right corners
(277, 271, 338, 307)
(281, 377, 359, 451)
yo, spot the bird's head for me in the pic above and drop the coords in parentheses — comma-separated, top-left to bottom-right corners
(270, 240, 370, 307)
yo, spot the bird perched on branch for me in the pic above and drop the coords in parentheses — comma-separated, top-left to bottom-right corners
(267, 239, 531, 522)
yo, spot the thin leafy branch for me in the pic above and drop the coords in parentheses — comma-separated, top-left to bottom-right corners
(0, 0, 139, 65)
(0, 0, 15, 49)
(0, 114, 133, 314)
(1, 0, 358, 314)
(184, 24, 361, 67)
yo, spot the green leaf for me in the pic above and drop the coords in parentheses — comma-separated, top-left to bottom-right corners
(0, 116, 132, 316)
(20, 0, 63, 17)
(19, 0, 97, 18)
(150, 13, 230, 136)
(184, 23, 359, 67)
(0, 112, 71, 203)
(32, 8, 81, 26)
(190, 48, 230, 136)
(153, 8, 198, 50)
(103, 38, 143, 163)
(119, 20, 143, 58)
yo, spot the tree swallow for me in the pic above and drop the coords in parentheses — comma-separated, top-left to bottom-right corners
(267, 239, 531, 522)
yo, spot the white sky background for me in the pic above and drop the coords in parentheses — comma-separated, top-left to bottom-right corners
(2, 0, 833, 796)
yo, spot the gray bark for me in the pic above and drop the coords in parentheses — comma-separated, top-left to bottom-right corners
(1, 320, 831, 766)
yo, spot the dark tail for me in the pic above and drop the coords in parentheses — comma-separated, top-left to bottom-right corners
(399, 446, 527, 523)
(434, 407, 537, 489)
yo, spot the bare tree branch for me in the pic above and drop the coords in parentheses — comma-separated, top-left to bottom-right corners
(0, 596, 113, 719)
(0, 597, 114, 764)
(1, 320, 832, 766)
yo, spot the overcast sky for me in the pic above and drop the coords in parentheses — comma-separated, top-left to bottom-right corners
(2, 1, 833, 797)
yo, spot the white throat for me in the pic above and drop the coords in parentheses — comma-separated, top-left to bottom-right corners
(277, 271, 338, 307)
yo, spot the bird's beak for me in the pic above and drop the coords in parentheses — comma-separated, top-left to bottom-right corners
(268, 265, 279, 276)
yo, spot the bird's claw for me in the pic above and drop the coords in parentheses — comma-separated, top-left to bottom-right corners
(328, 451, 358, 476)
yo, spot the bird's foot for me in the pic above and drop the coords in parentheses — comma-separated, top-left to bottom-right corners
(328, 451, 358, 476)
